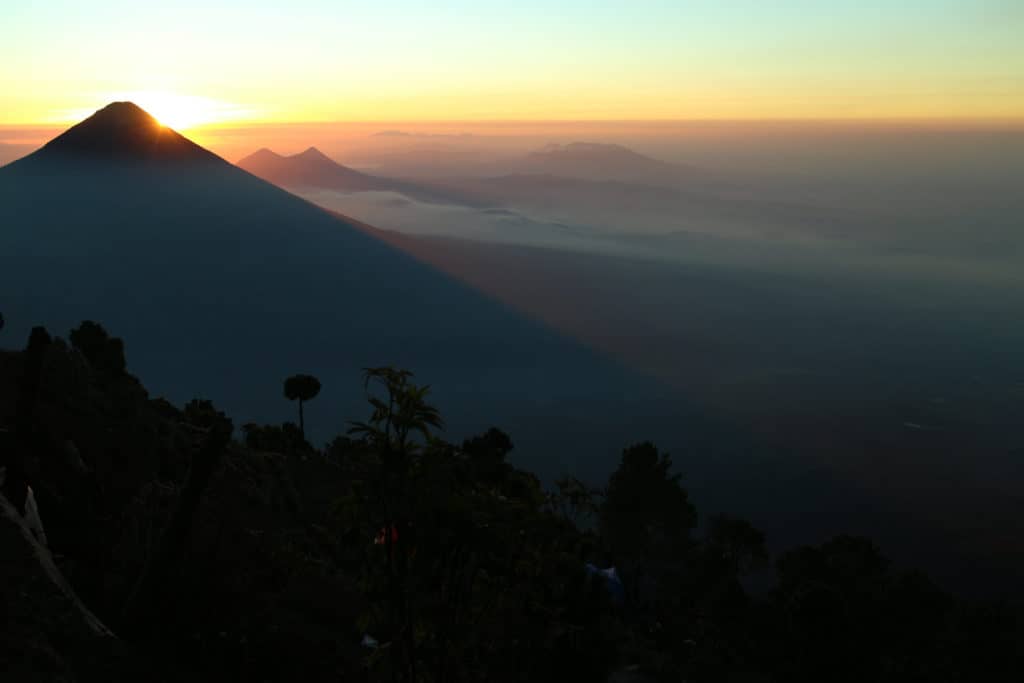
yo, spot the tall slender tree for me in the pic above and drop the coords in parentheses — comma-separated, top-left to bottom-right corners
(283, 374, 321, 439)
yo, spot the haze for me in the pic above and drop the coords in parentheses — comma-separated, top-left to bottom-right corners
(224, 118, 1024, 586)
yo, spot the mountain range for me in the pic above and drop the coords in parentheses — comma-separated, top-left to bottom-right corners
(237, 145, 688, 215)
(237, 144, 873, 245)
(236, 146, 492, 207)
(345, 139, 706, 187)
(0, 102, 703, 473)
(519, 142, 693, 184)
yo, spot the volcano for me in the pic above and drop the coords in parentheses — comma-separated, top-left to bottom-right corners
(25, 101, 218, 164)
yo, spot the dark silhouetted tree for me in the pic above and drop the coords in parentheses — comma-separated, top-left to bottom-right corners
(598, 444, 696, 573)
(462, 426, 514, 484)
(596, 443, 701, 680)
(705, 514, 769, 577)
(349, 367, 442, 454)
(69, 320, 126, 374)
(283, 374, 321, 439)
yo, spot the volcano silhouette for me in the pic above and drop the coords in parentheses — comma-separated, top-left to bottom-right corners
(0, 103, 694, 470)
(30, 101, 218, 163)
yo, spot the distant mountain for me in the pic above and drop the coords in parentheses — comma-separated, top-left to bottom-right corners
(237, 147, 492, 207)
(0, 103, 696, 472)
(527, 142, 676, 170)
(350, 139, 722, 189)
(237, 146, 387, 192)
(515, 142, 698, 185)
(372, 130, 474, 139)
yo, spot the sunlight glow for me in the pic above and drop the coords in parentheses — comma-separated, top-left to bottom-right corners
(63, 91, 254, 130)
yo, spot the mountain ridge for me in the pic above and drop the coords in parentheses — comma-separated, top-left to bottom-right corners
(236, 146, 495, 207)
(236, 146, 392, 192)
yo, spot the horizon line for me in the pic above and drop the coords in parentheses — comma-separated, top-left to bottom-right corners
(3, 115, 1024, 131)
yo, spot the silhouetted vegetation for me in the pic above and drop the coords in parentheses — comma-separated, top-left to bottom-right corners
(241, 420, 311, 455)
(69, 320, 126, 375)
(283, 373, 321, 438)
(1, 319, 1021, 682)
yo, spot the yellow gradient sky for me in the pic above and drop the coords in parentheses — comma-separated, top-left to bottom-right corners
(2, 1, 1022, 129)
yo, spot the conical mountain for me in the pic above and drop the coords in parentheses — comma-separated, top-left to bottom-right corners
(24, 102, 219, 164)
(0, 103, 699, 472)
(295, 146, 333, 162)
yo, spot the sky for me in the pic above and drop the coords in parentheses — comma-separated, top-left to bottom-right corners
(1, 1, 1023, 127)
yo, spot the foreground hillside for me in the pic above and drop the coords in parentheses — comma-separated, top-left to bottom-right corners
(1, 320, 1021, 682)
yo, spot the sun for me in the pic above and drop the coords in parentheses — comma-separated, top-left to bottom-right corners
(106, 90, 249, 130)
